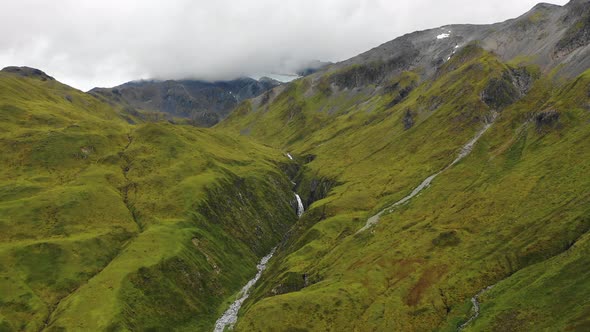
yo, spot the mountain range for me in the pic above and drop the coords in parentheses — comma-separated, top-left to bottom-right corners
(88, 60, 333, 127)
(1, 1, 590, 331)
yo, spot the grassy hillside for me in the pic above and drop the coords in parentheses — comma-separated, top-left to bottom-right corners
(218, 47, 590, 331)
(0, 70, 298, 331)
(2, 24, 590, 332)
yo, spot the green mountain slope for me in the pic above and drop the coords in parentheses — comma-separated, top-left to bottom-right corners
(2, 1, 590, 331)
(0, 68, 298, 331)
(216, 6, 590, 330)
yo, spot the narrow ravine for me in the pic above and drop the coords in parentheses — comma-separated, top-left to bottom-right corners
(213, 162, 305, 331)
(458, 285, 494, 331)
(120, 132, 143, 232)
(213, 248, 277, 332)
(358, 113, 497, 233)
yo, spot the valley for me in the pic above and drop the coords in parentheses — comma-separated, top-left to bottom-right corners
(1, 1, 590, 331)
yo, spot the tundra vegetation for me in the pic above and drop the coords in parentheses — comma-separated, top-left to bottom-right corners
(2, 1, 590, 331)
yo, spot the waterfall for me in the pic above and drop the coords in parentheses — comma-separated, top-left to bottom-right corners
(295, 193, 304, 217)
(213, 186, 305, 331)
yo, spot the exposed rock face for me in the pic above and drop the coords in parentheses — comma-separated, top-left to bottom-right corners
(509, 67, 534, 96)
(303, 0, 590, 89)
(1, 66, 55, 81)
(482, 77, 520, 110)
(481, 69, 533, 110)
(534, 109, 560, 130)
(554, 2, 590, 57)
(90, 77, 281, 127)
(298, 176, 337, 209)
(387, 82, 416, 108)
(329, 39, 419, 89)
(403, 109, 415, 130)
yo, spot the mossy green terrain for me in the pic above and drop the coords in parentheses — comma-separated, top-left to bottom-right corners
(0, 70, 298, 331)
(2, 14, 590, 332)
(219, 47, 590, 331)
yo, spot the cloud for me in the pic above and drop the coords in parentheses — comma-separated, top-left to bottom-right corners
(0, 0, 569, 91)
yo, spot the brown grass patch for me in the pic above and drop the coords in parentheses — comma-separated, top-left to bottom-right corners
(404, 265, 447, 306)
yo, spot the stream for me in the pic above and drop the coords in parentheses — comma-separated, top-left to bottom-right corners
(213, 248, 277, 332)
(213, 169, 304, 331)
(358, 114, 497, 233)
(458, 285, 494, 331)
(213, 114, 495, 328)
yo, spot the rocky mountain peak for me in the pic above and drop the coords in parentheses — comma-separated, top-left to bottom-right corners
(568, 0, 590, 5)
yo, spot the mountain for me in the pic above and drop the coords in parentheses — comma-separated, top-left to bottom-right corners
(0, 66, 297, 331)
(298, 1, 590, 91)
(89, 77, 281, 127)
(2, 1, 590, 331)
(217, 1, 590, 331)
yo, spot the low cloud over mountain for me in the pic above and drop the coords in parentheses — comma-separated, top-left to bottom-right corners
(0, 0, 567, 90)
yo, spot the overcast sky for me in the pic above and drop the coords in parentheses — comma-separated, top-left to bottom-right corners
(0, 0, 568, 91)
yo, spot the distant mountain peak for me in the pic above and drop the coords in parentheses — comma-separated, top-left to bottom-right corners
(89, 77, 280, 126)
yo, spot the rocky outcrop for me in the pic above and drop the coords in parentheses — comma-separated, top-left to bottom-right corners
(481, 68, 533, 110)
(387, 82, 416, 108)
(329, 40, 419, 89)
(481, 77, 520, 110)
(269, 271, 323, 296)
(554, 10, 590, 57)
(534, 109, 560, 131)
(402, 109, 415, 130)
